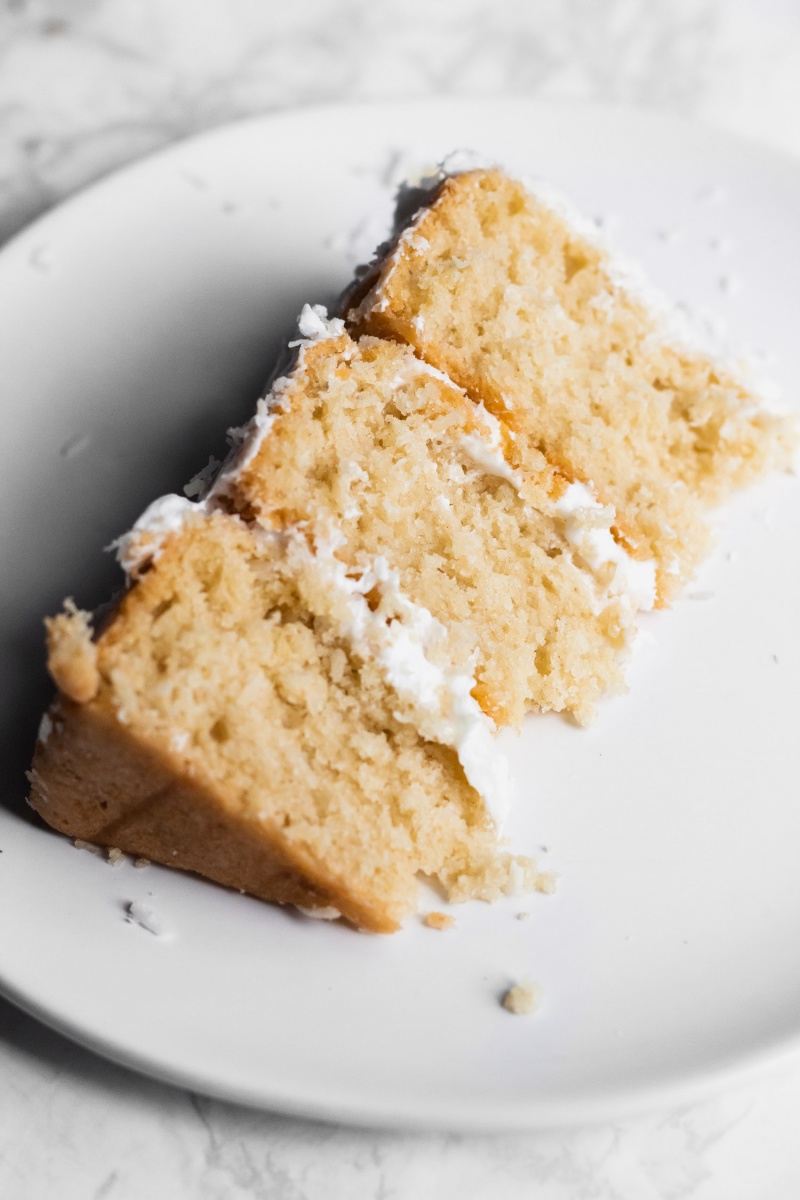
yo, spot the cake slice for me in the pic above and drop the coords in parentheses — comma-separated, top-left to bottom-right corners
(218, 306, 655, 727)
(28, 301, 658, 930)
(350, 167, 797, 601)
(30, 511, 538, 934)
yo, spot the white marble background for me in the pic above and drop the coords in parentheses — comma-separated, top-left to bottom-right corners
(3, 1, 800, 1196)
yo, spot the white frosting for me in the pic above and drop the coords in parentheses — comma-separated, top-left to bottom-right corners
(458, 426, 655, 612)
(457, 407, 654, 612)
(114, 493, 199, 575)
(459, 434, 523, 490)
(389, 358, 529, 501)
(459, 405, 526, 493)
(553, 482, 657, 612)
(37, 712, 53, 744)
(288, 531, 511, 829)
(391, 353, 654, 616)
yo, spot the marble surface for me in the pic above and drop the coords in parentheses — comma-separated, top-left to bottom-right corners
(2, 1, 800, 1196)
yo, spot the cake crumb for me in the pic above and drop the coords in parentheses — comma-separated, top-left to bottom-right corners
(424, 911, 455, 931)
(45, 600, 99, 704)
(502, 981, 542, 1015)
(133, 857, 151, 869)
(535, 871, 558, 895)
(106, 846, 124, 866)
(516, 911, 531, 922)
(73, 838, 103, 857)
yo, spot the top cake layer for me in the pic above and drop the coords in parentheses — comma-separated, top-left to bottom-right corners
(350, 168, 797, 601)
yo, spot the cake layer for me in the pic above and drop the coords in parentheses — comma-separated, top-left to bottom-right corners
(217, 309, 654, 726)
(350, 168, 797, 600)
(32, 513, 538, 932)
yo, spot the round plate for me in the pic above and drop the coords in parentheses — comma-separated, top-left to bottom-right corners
(1, 100, 798, 1131)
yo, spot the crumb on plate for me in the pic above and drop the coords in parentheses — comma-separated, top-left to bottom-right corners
(424, 911, 455, 931)
(73, 838, 103, 857)
(502, 981, 542, 1015)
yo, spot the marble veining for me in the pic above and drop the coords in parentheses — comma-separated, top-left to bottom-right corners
(1, 0, 800, 247)
(4, 994, 800, 1199)
(2, 1, 800, 1196)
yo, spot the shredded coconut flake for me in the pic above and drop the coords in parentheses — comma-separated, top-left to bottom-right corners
(423, 911, 455, 931)
(294, 302, 346, 344)
(73, 838, 103, 857)
(553, 482, 657, 613)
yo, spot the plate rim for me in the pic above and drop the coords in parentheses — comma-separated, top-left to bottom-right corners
(3, 94, 800, 267)
(4, 965, 800, 1132)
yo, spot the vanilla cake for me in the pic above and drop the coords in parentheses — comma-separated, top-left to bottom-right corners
(350, 167, 797, 600)
(29, 304, 652, 930)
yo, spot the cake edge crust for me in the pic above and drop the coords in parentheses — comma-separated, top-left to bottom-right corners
(29, 697, 403, 934)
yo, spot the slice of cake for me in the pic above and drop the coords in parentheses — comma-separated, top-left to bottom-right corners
(30, 510, 538, 934)
(349, 167, 797, 601)
(28, 302, 659, 929)
(218, 306, 655, 727)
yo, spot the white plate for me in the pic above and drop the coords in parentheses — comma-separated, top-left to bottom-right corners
(1, 100, 799, 1132)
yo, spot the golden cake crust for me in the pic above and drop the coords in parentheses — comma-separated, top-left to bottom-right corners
(30, 697, 398, 932)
